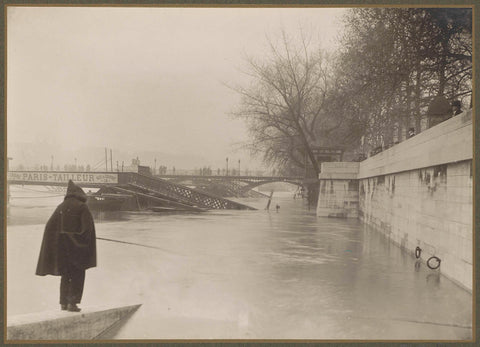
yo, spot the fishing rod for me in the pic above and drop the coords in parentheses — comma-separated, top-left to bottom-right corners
(96, 236, 181, 255)
(61, 227, 182, 255)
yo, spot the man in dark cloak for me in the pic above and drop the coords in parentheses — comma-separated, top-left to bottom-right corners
(36, 180, 97, 312)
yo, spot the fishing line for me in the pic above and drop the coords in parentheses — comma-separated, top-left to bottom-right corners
(96, 236, 183, 255)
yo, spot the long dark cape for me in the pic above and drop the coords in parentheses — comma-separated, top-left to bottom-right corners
(36, 181, 97, 276)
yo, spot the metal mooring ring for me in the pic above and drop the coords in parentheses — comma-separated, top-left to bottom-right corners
(415, 247, 422, 259)
(427, 256, 441, 270)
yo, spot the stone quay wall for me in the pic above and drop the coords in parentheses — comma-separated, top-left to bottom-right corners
(317, 162, 360, 218)
(317, 110, 473, 291)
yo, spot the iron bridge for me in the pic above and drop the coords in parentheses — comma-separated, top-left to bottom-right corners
(6, 171, 255, 210)
(158, 174, 316, 197)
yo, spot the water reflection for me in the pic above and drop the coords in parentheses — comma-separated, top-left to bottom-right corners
(415, 260, 422, 272)
(6, 189, 472, 340)
(426, 272, 441, 285)
(91, 210, 131, 222)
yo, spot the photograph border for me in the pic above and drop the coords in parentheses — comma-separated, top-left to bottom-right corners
(1, 0, 478, 345)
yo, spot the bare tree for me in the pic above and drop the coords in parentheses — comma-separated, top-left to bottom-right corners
(232, 32, 331, 177)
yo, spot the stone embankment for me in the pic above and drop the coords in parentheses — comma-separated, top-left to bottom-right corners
(317, 110, 473, 291)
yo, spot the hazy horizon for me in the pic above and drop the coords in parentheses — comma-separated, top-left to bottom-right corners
(7, 6, 346, 171)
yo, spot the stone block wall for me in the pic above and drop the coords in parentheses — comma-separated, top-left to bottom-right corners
(317, 110, 473, 291)
(359, 161, 472, 290)
(317, 162, 360, 218)
(358, 110, 472, 291)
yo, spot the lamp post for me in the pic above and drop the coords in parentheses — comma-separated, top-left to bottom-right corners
(238, 159, 240, 176)
(226, 157, 229, 176)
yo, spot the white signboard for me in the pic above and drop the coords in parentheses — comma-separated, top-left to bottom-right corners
(7, 171, 119, 185)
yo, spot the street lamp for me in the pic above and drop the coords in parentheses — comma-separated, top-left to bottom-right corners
(226, 157, 229, 176)
(238, 159, 241, 176)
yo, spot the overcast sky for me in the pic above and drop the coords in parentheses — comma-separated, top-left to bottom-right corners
(7, 6, 346, 169)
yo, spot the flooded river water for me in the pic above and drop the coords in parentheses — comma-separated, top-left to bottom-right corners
(6, 185, 472, 340)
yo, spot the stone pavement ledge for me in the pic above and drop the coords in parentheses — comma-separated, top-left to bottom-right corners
(7, 303, 141, 340)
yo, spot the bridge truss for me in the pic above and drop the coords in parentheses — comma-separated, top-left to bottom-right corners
(159, 175, 312, 197)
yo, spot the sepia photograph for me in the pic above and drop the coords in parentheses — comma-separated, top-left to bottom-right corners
(4, 3, 474, 342)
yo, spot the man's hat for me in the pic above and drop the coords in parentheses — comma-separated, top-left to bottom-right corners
(66, 179, 87, 201)
(67, 179, 76, 190)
